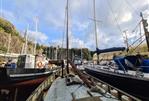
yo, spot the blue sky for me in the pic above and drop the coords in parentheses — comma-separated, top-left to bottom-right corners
(1, 0, 149, 50)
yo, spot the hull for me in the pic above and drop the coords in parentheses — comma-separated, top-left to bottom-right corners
(0, 68, 52, 88)
(85, 67, 149, 101)
(0, 68, 53, 101)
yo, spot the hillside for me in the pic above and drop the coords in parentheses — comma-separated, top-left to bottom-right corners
(0, 17, 42, 54)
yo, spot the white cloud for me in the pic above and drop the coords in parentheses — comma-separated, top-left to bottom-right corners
(85, 27, 125, 50)
(121, 12, 132, 23)
(73, 21, 90, 31)
(50, 31, 87, 49)
(68, 31, 86, 48)
(70, 37, 86, 48)
(27, 30, 48, 43)
(3, 0, 149, 50)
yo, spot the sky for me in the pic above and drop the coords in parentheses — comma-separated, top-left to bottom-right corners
(1, 0, 149, 50)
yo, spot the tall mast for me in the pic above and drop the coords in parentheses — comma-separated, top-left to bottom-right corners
(140, 12, 149, 51)
(93, 0, 99, 64)
(24, 25, 29, 54)
(123, 30, 129, 52)
(7, 34, 11, 53)
(66, 0, 69, 74)
(33, 17, 38, 55)
(81, 45, 83, 62)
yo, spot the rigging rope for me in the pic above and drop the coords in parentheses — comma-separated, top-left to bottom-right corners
(106, 0, 146, 53)
(114, 1, 128, 25)
(127, 34, 145, 49)
(130, 38, 146, 54)
(127, 19, 145, 51)
(132, 20, 142, 33)
(106, 0, 123, 33)
(124, 0, 139, 16)
(139, 21, 142, 42)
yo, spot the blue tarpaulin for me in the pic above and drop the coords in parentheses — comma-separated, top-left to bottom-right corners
(114, 55, 149, 73)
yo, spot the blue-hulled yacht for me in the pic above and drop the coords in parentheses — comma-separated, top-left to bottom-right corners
(85, 13, 149, 100)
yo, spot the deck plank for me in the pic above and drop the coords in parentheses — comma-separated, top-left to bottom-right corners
(44, 77, 118, 101)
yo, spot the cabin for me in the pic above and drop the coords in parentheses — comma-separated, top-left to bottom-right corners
(17, 54, 35, 68)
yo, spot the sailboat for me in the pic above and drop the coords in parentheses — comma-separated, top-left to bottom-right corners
(0, 23, 60, 101)
(85, 5, 149, 100)
(27, 0, 140, 101)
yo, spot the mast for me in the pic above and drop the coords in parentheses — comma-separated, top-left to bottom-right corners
(21, 43, 25, 54)
(24, 25, 29, 54)
(33, 17, 38, 55)
(7, 33, 11, 53)
(80, 42, 83, 62)
(66, 0, 69, 74)
(93, 0, 99, 64)
(55, 45, 58, 60)
(140, 12, 149, 51)
(123, 30, 129, 52)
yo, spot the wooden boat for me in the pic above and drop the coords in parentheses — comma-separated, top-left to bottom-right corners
(44, 75, 118, 101)
(0, 68, 52, 88)
(28, 0, 140, 101)
(0, 54, 60, 101)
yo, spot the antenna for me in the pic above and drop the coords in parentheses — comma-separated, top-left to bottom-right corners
(33, 17, 38, 55)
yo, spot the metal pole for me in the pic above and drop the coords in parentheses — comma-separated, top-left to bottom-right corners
(34, 17, 38, 55)
(93, 0, 99, 64)
(7, 34, 11, 53)
(24, 24, 29, 54)
(21, 43, 25, 54)
(55, 46, 57, 60)
(81, 43, 83, 62)
(66, 0, 69, 74)
(81, 48, 83, 61)
(140, 12, 149, 51)
(123, 30, 129, 52)
(61, 60, 64, 78)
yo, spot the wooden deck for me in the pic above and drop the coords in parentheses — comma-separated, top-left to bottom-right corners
(44, 76, 118, 101)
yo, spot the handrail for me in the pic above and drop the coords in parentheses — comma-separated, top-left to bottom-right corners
(117, 59, 127, 73)
(85, 72, 141, 101)
(70, 60, 140, 101)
